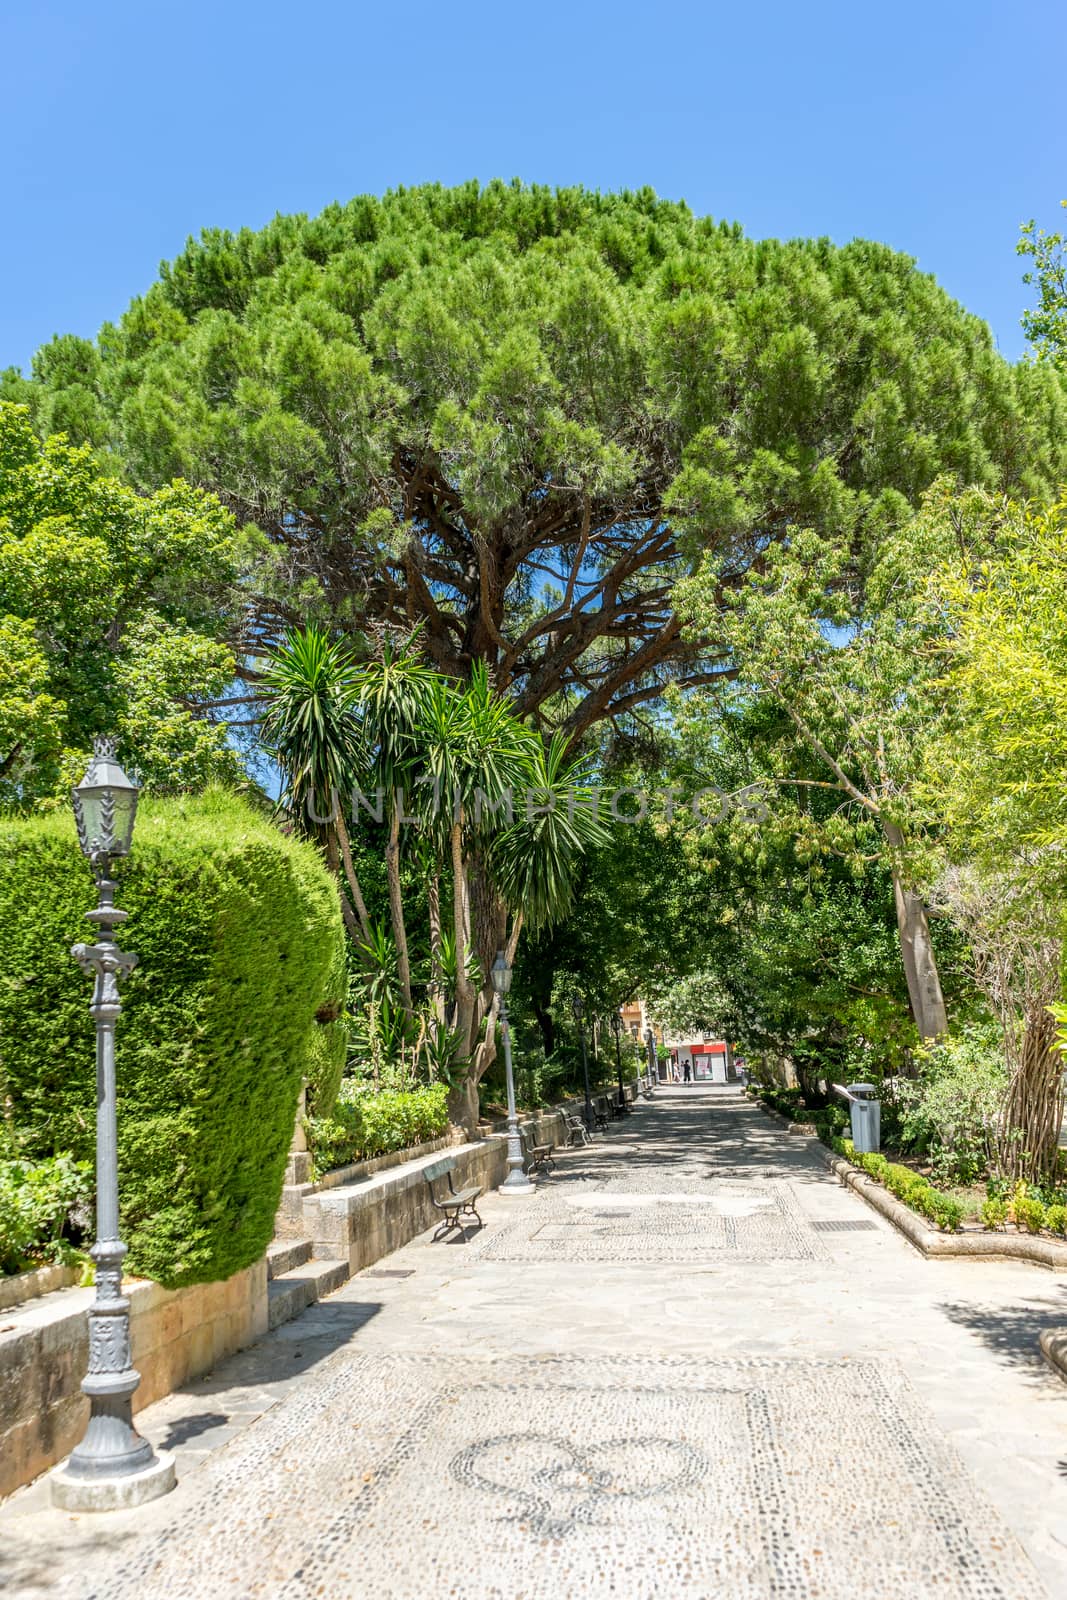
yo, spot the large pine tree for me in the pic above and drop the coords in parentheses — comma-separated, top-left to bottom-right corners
(7, 180, 1066, 735)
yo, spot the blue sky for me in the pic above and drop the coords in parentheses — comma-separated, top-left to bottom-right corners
(2, 0, 1065, 374)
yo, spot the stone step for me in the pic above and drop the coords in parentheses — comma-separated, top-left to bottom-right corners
(266, 1238, 312, 1279)
(267, 1259, 349, 1331)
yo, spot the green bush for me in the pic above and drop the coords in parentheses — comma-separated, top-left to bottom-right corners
(307, 1083, 449, 1176)
(0, 791, 344, 1287)
(981, 1199, 1009, 1228)
(832, 1138, 962, 1231)
(0, 1153, 92, 1274)
(1011, 1183, 1046, 1234)
(896, 1027, 1005, 1185)
(1044, 1204, 1067, 1236)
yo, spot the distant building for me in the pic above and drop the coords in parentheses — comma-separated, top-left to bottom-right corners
(664, 1036, 734, 1083)
(618, 1000, 736, 1084)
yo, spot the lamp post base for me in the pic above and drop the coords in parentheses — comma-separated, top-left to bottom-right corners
(51, 1449, 176, 1512)
(501, 1168, 535, 1194)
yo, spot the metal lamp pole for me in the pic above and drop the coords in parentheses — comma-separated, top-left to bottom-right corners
(571, 992, 594, 1134)
(52, 739, 175, 1511)
(491, 952, 533, 1194)
(611, 1012, 630, 1114)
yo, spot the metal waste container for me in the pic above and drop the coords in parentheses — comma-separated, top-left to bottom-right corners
(846, 1083, 881, 1153)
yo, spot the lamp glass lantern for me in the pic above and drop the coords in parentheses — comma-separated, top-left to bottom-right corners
(491, 951, 513, 997)
(72, 739, 139, 864)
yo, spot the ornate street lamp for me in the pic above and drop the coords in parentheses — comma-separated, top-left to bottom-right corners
(52, 739, 176, 1511)
(610, 1010, 630, 1114)
(491, 952, 533, 1194)
(644, 1026, 657, 1096)
(570, 991, 595, 1134)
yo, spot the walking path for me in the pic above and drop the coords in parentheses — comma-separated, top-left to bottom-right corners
(4, 1088, 1067, 1597)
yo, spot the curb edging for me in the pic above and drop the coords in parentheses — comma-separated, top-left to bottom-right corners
(754, 1097, 1067, 1272)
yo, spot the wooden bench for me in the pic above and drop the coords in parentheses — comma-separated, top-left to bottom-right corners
(521, 1126, 555, 1174)
(424, 1157, 483, 1240)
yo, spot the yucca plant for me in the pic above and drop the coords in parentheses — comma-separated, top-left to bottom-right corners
(259, 625, 372, 942)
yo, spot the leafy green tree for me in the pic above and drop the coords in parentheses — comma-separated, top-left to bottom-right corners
(932, 490, 1067, 849)
(1019, 202, 1067, 366)
(0, 402, 249, 799)
(675, 481, 1016, 1040)
(927, 490, 1067, 1180)
(10, 182, 1065, 740)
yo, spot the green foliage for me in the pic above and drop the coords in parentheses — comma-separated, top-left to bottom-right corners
(0, 1153, 92, 1274)
(303, 937, 350, 1119)
(895, 1027, 1006, 1184)
(0, 403, 251, 801)
(13, 183, 1065, 742)
(832, 1137, 964, 1231)
(932, 491, 1067, 853)
(1010, 1181, 1047, 1233)
(755, 1086, 848, 1141)
(1019, 202, 1067, 366)
(0, 790, 344, 1286)
(982, 1185, 1067, 1236)
(306, 1082, 448, 1176)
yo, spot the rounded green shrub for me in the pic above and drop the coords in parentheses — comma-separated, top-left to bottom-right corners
(0, 790, 344, 1286)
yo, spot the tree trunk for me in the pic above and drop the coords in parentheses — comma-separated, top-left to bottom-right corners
(450, 814, 475, 1044)
(385, 800, 413, 1014)
(998, 1002, 1063, 1183)
(883, 821, 947, 1041)
(447, 1076, 481, 1134)
(334, 812, 373, 946)
(427, 869, 444, 1022)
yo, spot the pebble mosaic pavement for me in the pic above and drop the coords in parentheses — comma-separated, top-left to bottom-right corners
(470, 1177, 824, 1263)
(79, 1353, 1039, 1600)
(4, 1087, 1066, 1600)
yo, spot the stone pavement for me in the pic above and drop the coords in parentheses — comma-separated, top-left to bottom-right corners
(3, 1087, 1067, 1598)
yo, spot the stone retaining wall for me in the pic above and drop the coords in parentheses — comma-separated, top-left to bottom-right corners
(306, 1135, 510, 1272)
(0, 1260, 266, 1500)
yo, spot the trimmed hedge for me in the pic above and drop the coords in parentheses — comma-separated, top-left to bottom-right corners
(0, 790, 344, 1287)
(308, 1084, 449, 1177)
(831, 1138, 963, 1231)
(754, 1086, 848, 1141)
(304, 938, 349, 1119)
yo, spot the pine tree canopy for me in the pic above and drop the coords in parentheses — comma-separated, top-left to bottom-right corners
(7, 180, 1067, 734)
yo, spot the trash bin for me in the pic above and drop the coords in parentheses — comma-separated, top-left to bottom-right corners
(846, 1083, 881, 1153)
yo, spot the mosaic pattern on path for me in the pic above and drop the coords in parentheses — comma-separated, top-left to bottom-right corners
(469, 1176, 825, 1263)
(78, 1354, 1042, 1600)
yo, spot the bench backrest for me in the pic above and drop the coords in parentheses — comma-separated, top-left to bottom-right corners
(424, 1158, 456, 1185)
